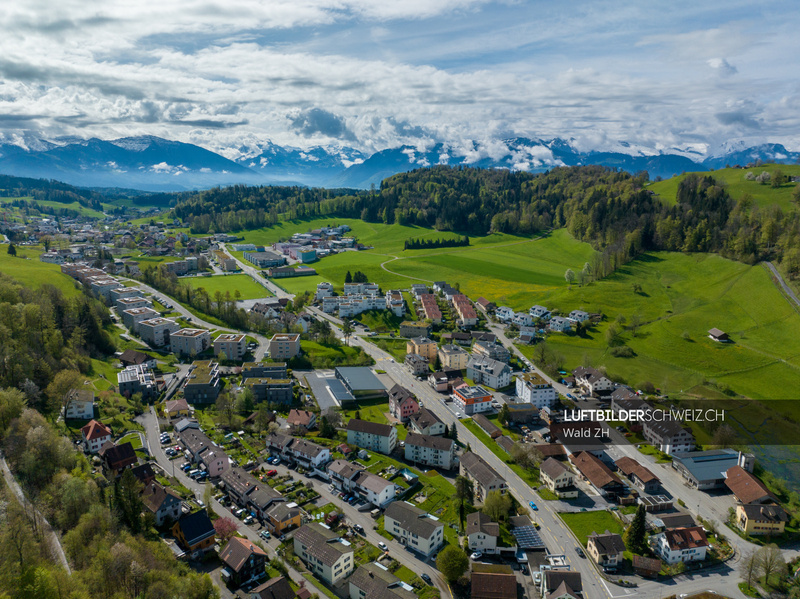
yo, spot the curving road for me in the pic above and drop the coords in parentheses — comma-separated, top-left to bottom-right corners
(765, 261, 800, 310)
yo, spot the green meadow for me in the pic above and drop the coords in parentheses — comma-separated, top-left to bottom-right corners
(648, 163, 800, 210)
(181, 273, 273, 300)
(0, 245, 82, 296)
(0, 195, 111, 218)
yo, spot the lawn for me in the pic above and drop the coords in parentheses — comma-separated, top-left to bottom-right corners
(354, 309, 413, 333)
(0, 246, 83, 297)
(648, 163, 800, 211)
(560, 510, 625, 546)
(341, 400, 407, 441)
(296, 340, 374, 369)
(0, 195, 109, 218)
(182, 273, 273, 300)
(516, 251, 800, 402)
(118, 432, 143, 449)
(371, 338, 408, 362)
(461, 420, 538, 486)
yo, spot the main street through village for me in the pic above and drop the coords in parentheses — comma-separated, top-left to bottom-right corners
(127, 246, 791, 599)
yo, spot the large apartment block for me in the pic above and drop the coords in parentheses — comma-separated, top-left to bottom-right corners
(268, 333, 301, 359)
(346, 419, 397, 454)
(404, 432, 455, 470)
(138, 317, 180, 346)
(516, 372, 558, 408)
(170, 328, 212, 357)
(214, 333, 247, 360)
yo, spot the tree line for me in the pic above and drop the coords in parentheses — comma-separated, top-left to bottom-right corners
(403, 235, 469, 250)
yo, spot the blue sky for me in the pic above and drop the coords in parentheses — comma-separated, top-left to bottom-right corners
(0, 0, 797, 161)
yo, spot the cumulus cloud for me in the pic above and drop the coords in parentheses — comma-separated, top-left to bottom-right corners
(289, 108, 356, 140)
(707, 58, 738, 77)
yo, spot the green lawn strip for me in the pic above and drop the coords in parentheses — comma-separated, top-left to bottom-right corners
(118, 432, 143, 449)
(300, 573, 338, 599)
(461, 420, 538, 486)
(559, 510, 625, 546)
(296, 340, 375, 369)
(371, 338, 408, 362)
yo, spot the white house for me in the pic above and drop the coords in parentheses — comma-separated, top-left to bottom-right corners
(512, 312, 534, 327)
(294, 523, 354, 585)
(466, 356, 512, 389)
(346, 419, 397, 454)
(495, 306, 514, 322)
(516, 372, 557, 408)
(529, 305, 551, 320)
(567, 310, 590, 323)
(573, 366, 614, 395)
(548, 316, 572, 333)
(383, 501, 444, 557)
(466, 512, 499, 554)
(64, 389, 94, 420)
(654, 526, 709, 564)
(404, 433, 456, 470)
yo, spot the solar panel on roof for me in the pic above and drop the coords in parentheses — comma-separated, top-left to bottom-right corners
(512, 526, 545, 549)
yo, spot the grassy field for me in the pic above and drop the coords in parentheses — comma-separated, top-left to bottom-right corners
(297, 340, 374, 369)
(517, 251, 800, 401)
(648, 163, 800, 210)
(181, 273, 273, 300)
(0, 195, 109, 218)
(0, 245, 83, 296)
(560, 510, 625, 545)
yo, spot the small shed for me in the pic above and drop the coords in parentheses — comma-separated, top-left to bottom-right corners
(708, 328, 729, 342)
(632, 555, 661, 578)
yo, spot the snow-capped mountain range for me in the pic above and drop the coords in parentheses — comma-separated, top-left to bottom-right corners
(0, 134, 797, 192)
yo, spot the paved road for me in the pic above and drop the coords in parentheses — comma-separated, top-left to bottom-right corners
(1, 453, 71, 575)
(765, 261, 800, 309)
(138, 409, 329, 599)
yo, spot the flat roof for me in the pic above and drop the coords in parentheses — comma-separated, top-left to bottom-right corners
(215, 333, 246, 342)
(673, 449, 740, 482)
(173, 328, 209, 337)
(326, 378, 355, 402)
(335, 367, 386, 391)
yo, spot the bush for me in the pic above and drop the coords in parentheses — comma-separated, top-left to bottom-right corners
(610, 345, 635, 358)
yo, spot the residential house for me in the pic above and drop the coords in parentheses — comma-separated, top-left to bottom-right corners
(349, 563, 417, 599)
(573, 367, 614, 397)
(265, 502, 302, 535)
(141, 482, 182, 526)
(472, 340, 510, 363)
(346, 419, 397, 454)
(383, 501, 444, 557)
(404, 353, 429, 376)
(179, 428, 218, 463)
(586, 531, 626, 568)
(736, 503, 789, 536)
(438, 344, 469, 369)
(571, 452, 624, 498)
(284, 438, 332, 471)
(220, 467, 285, 519)
(183, 360, 221, 404)
(547, 316, 572, 333)
(476, 297, 496, 312)
(99, 442, 138, 478)
(541, 571, 582, 599)
(172, 510, 217, 557)
(199, 449, 230, 478)
(495, 306, 514, 321)
(654, 526, 709, 564)
(407, 337, 438, 361)
(529, 305, 551, 320)
(64, 388, 94, 420)
(287, 409, 317, 433)
(441, 331, 471, 346)
(220, 537, 269, 588)
(539, 457, 578, 499)
(459, 452, 508, 504)
(293, 523, 354, 585)
(165, 398, 190, 419)
(399, 321, 431, 338)
(409, 408, 446, 436)
(642, 414, 695, 455)
(388, 384, 419, 422)
(567, 310, 590, 323)
(452, 385, 493, 415)
(214, 333, 247, 361)
(467, 512, 499, 554)
(428, 371, 449, 393)
(404, 432, 456, 470)
(171, 329, 212, 357)
(615, 457, 660, 493)
(118, 349, 157, 369)
(268, 333, 301, 359)
(516, 373, 557, 408)
(131, 463, 156, 486)
(471, 565, 517, 599)
(251, 577, 295, 599)
(81, 419, 112, 454)
(466, 356, 512, 389)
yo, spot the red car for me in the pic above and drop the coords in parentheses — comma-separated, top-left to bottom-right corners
(266, 469, 277, 477)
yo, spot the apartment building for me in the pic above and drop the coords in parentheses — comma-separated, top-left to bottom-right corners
(346, 419, 397, 454)
(383, 501, 444, 557)
(459, 451, 507, 504)
(404, 432, 455, 470)
(214, 333, 247, 360)
(268, 333, 301, 359)
(293, 523, 354, 585)
(138, 317, 180, 347)
(170, 328, 212, 357)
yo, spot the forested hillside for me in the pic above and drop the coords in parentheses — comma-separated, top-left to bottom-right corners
(170, 164, 800, 277)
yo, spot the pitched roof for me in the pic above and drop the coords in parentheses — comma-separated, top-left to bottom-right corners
(140, 482, 181, 513)
(251, 576, 295, 599)
(632, 555, 662, 573)
(615, 456, 659, 484)
(119, 349, 152, 365)
(384, 501, 442, 539)
(353, 470, 395, 494)
(350, 563, 417, 599)
(287, 409, 316, 427)
(496, 436, 515, 453)
(388, 384, 415, 405)
(572, 452, 622, 490)
(219, 536, 267, 573)
(405, 432, 454, 452)
(294, 523, 351, 566)
(165, 398, 190, 413)
(459, 452, 503, 488)
(410, 407, 442, 430)
(347, 418, 393, 437)
(658, 513, 697, 529)
(473, 414, 501, 437)
(99, 441, 137, 466)
(544, 571, 582, 594)
(267, 502, 301, 523)
(587, 530, 626, 555)
(81, 419, 112, 440)
(540, 457, 571, 480)
(327, 459, 365, 480)
(725, 466, 774, 504)
(660, 526, 708, 551)
(739, 502, 789, 523)
(466, 511, 499, 538)
(471, 571, 517, 599)
(131, 462, 156, 484)
(175, 510, 216, 545)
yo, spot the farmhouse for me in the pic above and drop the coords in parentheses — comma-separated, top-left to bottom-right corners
(287, 409, 317, 432)
(571, 451, 624, 498)
(724, 466, 774, 505)
(708, 328, 729, 342)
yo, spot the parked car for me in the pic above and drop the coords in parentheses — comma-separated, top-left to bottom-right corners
(259, 530, 271, 540)
(470, 552, 482, 560)
(521, 564, 528, 575)
(243, 516, 255, 525)
(165, 448, 176, 456)
(353, 524, 364, 535)
(378, 542, 388, 551)
(421, 574, 432, 585)
(266, 469, 277, 477)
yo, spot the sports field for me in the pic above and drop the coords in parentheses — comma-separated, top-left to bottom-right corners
(648, 163, 800, 210)
(181, 274, 273, 299)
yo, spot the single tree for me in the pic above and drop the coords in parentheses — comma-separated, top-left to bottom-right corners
(213, 517, 239, 543)
(564, 268, 575, 286)
(345, 271, 352, 283)
(498, 403, 511, 425)
(758, 544, 785, 585)
(624, 504, 647, 554)
(46, 369, 85, 419)
(319, 415, 336, 438)
(341, 320, 354, 346)
(7, 243, 16, 256)
(741, 549, 760, 591)
(216, 392, 237, 429)
(436, 544, 469, 582)
(454, 476, 474, 528)
(711, 424, 738, 449)
(483, 490, 513, 522)
(203, 483, 213, 513)
(113, 469, 144, 533)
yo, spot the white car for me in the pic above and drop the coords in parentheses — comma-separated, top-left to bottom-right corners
(378, 542, 388, 551)
(470, 552, 482, 560)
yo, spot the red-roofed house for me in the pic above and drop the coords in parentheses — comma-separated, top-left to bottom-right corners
(81, 419, 112, 453)
(654, 526, 709, 564)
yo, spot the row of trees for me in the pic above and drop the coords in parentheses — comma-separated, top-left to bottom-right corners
(403, 236, 470, 250)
